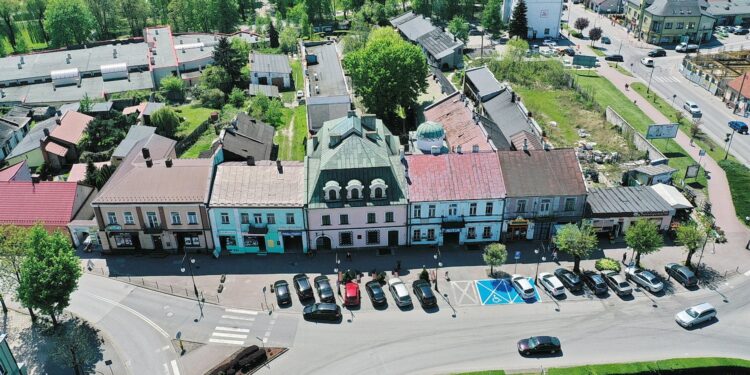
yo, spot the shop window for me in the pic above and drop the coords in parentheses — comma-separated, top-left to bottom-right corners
(340, 232, 353, 246)
(366, 230, 380, 244)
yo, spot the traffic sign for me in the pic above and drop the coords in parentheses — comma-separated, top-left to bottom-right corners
(699, 149, 706, 156)
(514, 251, 521, 260)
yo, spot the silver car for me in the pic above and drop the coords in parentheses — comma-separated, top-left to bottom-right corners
(676, 303, 716, 328)
(625, 267, 664, 293)
(538, 272, 566, 297)
(387, 277, 412, 307)
(511, 275, 536, 299)
(601, 270, 633, 296)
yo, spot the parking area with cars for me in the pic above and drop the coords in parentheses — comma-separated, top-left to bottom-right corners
(476, 278, 542, 305)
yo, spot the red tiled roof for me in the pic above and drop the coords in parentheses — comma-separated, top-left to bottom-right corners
(0, 161, 26, 182)
(0, 181, 79, 226)
(497, 149, 587, 197)
(44, 142, 69, 157)
(424, 92, 494, 153)
(67, 161, 110, 183)
(728, 73, 750, 99)
(123, 102, 147, 116)
(406, 152, 506, 202)
(49, 111, 94, 145)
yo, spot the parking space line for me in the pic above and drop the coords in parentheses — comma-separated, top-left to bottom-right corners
(212, 332, 247, 339)
(451, 280, 479, 305)
(209, 338, 245, 345)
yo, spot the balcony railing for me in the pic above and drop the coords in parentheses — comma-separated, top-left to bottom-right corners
(244, 222, 269, 235)
(143, 224, 165, 234)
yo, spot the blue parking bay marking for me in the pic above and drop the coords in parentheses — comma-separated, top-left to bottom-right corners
(475, 278, 542, 305)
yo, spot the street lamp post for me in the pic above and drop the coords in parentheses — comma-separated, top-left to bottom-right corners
(334, 253, 341, 295)
(181, 253, 203, 319)
(534, 248, 542, 284)
(433, 248, 442, 292)
(647, 65, 656, 93)
(724, 127, 737, 160)
(672, 94, 677, 107)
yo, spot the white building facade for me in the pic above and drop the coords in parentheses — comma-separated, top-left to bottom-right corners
(502, 0, 564, 39)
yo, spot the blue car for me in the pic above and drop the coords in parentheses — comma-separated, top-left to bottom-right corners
(729, 121, 748, 134)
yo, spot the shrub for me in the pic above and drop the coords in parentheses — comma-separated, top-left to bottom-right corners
(419, 268, 429, 281)
(200, 88, 226, 109)
(228, 88, 247, 108)
(595, 257, 621, 272)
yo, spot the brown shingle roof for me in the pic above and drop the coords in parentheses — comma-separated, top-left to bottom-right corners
(497, 149, 586, 197)
(424, 92, 495, 153)
(406, 153, 506, 202)
(510, 130, 543, 151)
(728, 72, 750, 99)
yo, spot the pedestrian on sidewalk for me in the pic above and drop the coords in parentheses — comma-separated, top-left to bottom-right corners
(625, 83, 629, 91)
(346, 251, 352, 261)
(552, 250, 559, 262)
(622, 252, 627, 264)
(396, 260, 401, 271)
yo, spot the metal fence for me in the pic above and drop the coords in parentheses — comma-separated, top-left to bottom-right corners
(85, 266, 220, 304)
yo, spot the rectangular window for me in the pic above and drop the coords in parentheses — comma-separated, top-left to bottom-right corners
(469, 203, 477, 216)
(539, 199, 551, 213)
(253, 213, 262, 224)
(146, 212, 158, 227)
(516, 200, 526, 213)
(184, 236, 200, 247)
(243, 236, 259, 247)
(366, 230, 380, 244)
(428, 205, 436, 218)
(564, 198, 576, 211)
(367, 212, 376, 224)
(286, 213, 295, 225)
(340, 214, 349, 225)
(322, 215, 331, 226)
(114, 233, 134, 247)
(187, 212, 198, 225)
(688, 22, 695, 29)
(467, 227, 476, 239)
(652, 22, 661, 32)
(413, 229, 421, 241)
(107, 212, 117, 225)
(221, 235, 237, 247)
(340, 232, 353, 246)
(266, 213, 275, 224)
(483, 226, 492, 239)
(427, 229, 435, 241)
(544, 28, 550, 35)
(385, 212, 394, 223)
(485, 202, 494, 215)
(664, 22, 672, 29)
(413, 205, 421, 218)
(241, 213, 250, 224)
(123, 212, 134, 225)
(171, 212, 181, 225)
(221, 213, 230, 224)
(676, 22, 684, 29)
(448, 204, 458, 216)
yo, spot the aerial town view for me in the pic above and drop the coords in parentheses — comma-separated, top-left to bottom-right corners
(0, 0, 750, 373)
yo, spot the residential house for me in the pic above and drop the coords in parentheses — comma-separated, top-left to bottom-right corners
(303, 41, 352, 132)
(305, 111, 408, 250)
(41, 111, 94, 170)
(84, 101, 114, 118)
(0, 161, 31, 182)
(249, 52, 293, 89)
(624, 163, 678, 186)
(0, 109, 30, 161)
(405, 152, 506, 246)
(390, 12, 464, 70)
(723, 72, 750, 116)
(122, 102, 165, 125)
(4, 116, 59, 168)
(705, 0, 750, 26)
(497, 149, 588, 241)
(626, 0, 715, 44)
(209, 160, 307, 256)
(92, 142, 214, 253)
(217, 112, 276, 162)
(110, 126, 174, 166)
(586, 186, 675, 237)
(502, 0, 564, 39)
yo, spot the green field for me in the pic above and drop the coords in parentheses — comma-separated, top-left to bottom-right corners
(178, 126, 216, 158)
(275, 105, 308, 161)
(175, 104, 215, 138)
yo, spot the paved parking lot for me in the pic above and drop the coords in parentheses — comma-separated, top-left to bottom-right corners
(476, 278, 542, 305)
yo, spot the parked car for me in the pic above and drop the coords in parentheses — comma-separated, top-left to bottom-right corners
(582, 270, 608, 295)
(735, 28, 749, 35)
(601, 36, 611, 44)
(543, 38, 557, 47)
(641, 57, 655, 67)
(665, 263, 698, 287)
(511, 275, 536, 299)
(343, 282, 360, 307)
(538, 273, 566, 297)
(293, 273, 314, 300)
(469, 28, 483, 36)
(716, 26, 728, 33)
(625, 267, 664, 293)
(601, 270, 633, 296)
(296, 90, 304, 99)
(388, 277, 412, 307)
(732, 25, 746, 33)
(313, 275, 335, 303)
(302, 303, 342, 322)
(683, 101, 702, 117)
(365, 280, 387, 306)
(676, 42, 699, 52)
(729, 120, 749, 134)
(274, 280, 292, 306)
(554, 268, 583, 292)
(412, 279, 437, 308)
(675, 303, 716, 328)
(648, 48, 667, 57)
(517, 336, 561, 356)
(558, 47, 575, 56)
(604, 54, 624, 62)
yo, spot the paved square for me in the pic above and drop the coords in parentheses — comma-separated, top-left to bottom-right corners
(450, 280, 479, 306)
(475, 278, 541, 305)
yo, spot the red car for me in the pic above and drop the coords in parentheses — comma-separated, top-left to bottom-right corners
(344, 282, 360, 306)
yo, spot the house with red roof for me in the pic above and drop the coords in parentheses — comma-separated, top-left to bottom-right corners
(41, 111, 94, 170)
(0, 161, 31, 182)
(404, 152, 506, 246)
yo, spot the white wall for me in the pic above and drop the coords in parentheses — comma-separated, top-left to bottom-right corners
(503, 0, 563, 39)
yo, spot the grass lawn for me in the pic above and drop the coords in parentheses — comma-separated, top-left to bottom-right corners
(608, 62, 634, 77)
(179, 126, 216, 158)
(275, 105, 308, 161)
(175, 104, 215, 138)
(588, 46, 606, 57)
(547, 357, 750, 374)
(292, 60, 304, 90)
(572, 71, 707, 188)
(718, 159, 750, 224)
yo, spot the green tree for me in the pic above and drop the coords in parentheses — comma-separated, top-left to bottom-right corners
(50, 317, 104, 375)
(199, 88, 226, 109)
(94, 164, 116, 189)
(448, 16, 470, 44)
(676, 222, 706, 268)
(212, 37, 247, 88)
(247, 93, 284, 126)
(508, 0, 528, 39)
(228, 87, 247, 108)
(45, 0, 95, 47)
(0, 0, 20, 48)
(119, 0, 151, 36)
(481, 0, 504, 36)
(150, 107, 180, 139)
(85, 0, 117, 39)
(624, 219, 663, 266)
(269, 21, 279, 48)
(199, 65, 233, 93)
(343, 27, 427, 125)
(160, 76, 186, 102)
(574, 17, 589, 33)
(83, 160, 98, 187)
(17, 225, 82, 326)
(13, 35, 27, 53)
(26, 0, 49, 43)
(554, 223, 597, 273)
(211, 0, 239, 33)
(411, 0, 430, 17)
(79, 94, 93, 113)
(588, 26, 602, 46)
(483, 243, 507, 277)
(0, 225, 30, 316)
(79, 113, 137, 161)
(279, 26, 299, 53)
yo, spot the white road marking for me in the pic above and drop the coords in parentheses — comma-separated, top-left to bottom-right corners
(744, 270, 750, 276)
(264, 331, 271, 337)
(262, 337, 268, 343)
(212, 332, 248, 339)
(85, 292, 169, 338)
(209, 338, 246, 345)
(170, 360, 181, 375)
(215, 326, 250, 333)
(162, 363, 169, 375)
(225, 308, 259, 315)
(221, 315, 256, 321)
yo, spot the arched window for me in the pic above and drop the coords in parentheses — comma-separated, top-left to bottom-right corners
(346, 179, 364, 200)
(374, 187, 383, 198)
(323, 181, 341, 201)
(369, 179, 388, 199)
(328, 189, 338, 201)
(351, 189, 359, 199)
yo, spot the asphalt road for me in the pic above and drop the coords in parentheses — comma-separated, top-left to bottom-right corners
(566, 4, 750, 166)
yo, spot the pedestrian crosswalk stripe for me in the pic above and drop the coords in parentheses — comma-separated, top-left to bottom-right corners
(209, 338, 245, 345)
(212, 332, 248, 339)
(744, 270, 750, 276)
(225, 308, 258, 315)
(221, 315, 256, 321)
(215, 326, 250, 333)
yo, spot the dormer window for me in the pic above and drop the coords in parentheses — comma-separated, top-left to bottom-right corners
(346, 179, 364, 200)
(323, 180, 341, 201)
(369, 178, 388, 199)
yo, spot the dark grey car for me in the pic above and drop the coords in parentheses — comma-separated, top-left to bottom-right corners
(582, 270, 608, 295)
(314, 275, 335, 303)
(665, 263, 698, 287)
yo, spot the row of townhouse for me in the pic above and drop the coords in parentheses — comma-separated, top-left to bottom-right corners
(91, 109, 588, 256)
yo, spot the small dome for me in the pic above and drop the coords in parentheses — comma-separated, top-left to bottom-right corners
(416, 121, 445, 140)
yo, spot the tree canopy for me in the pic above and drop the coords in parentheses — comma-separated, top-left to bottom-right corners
(483, 243, 507, 276)
(150, 107, 180, 139)
(78, 113, 138, 162)
(554, 223, 597, 273)
(448, 16, 469, 44)
(676, 222, 706, 268)
(482, 0, 504, 36)
(588, 27, 602, 46)
(574, 17, 590, 33)
(508, 0, 528, 39)
(624, 219, 663, 266)
(44, 0, 96, 47)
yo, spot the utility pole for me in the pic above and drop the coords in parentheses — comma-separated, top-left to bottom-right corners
(724, 127, 737, 160)
(647, 65, 656, 93)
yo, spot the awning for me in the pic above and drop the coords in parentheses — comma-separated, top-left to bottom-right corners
(650, 183, 693, 210)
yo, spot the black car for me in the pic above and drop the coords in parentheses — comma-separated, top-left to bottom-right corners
(517, 336, 561, 356)
(412, 279, 437, 308)
(604, 54, 624, 62)
(274, 280, 292, 306)
(313, 275, 335, 303)
(302, 303, 342, 322)
(582, 270, 608, 295)
(561, 47, 575, 56)
(735, 28, 749, 35)
(365, 280, 387, 306)
(554, 268, 583, 292)
(293, 273, 314, 300)
(665, 263, 698, 287)
(648, 48, 667, 57)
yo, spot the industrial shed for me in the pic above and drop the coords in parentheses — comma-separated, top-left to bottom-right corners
(100, 63, 129, 81)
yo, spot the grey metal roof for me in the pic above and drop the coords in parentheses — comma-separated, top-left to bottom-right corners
(145, 26, 178, 68)
(305, 43, 348, 98)
(88, 102, 114, 113)
(482, 88, 540, 141)
(390, 12, 419, 27)
(587, 186, 673, 216)
(5, 117, 59, 158)
(646, 0, 706, 17)
(416, 28, 463, 60)
(307, 96, 351, 132)
(704, 0, 750, 16)
(250, 52, 292, 75)
(142, 102, 165, 116)
(0, 122, 15, 144)
(634, 163, 678, 176)
(248, 84, 280, 97)
(465, 67, 503, 101)
(221, 112, 275, 161)
(394, 12, 436, 41)
(210, 161, 305, 207)
(5, 106, 32, 118)
(58, 103, 81, 114)
(112, 125, 157, 159)
(174, 33, 216, 65)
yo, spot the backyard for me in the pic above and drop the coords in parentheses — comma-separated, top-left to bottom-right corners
(275, 105, 308, 161)
(175, 103, 216, 138)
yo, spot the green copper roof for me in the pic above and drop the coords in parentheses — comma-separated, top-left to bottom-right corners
(416, 121, 445, 139)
